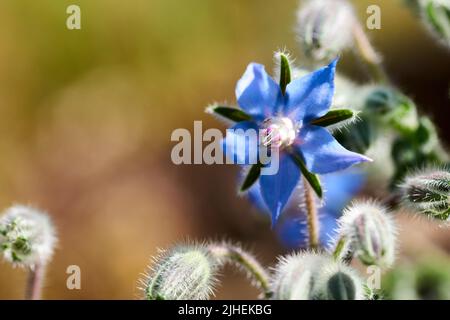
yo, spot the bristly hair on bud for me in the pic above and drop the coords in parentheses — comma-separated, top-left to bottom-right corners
(334, 200, 397, 268)
(400, 166, 450, 223)
(270, 251, 366, 300)
(296, 0, 357, 61)
(270, 251, 327, 300)
(313, 256, 366, 300)
(0, 205, 57, 268)
(141, 244, 219, 300)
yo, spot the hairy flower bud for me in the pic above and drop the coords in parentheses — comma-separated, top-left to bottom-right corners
(271, 252, 326, 300)
(409, 0, 450, 48)
(296, 0, 356, 60)
(337, 201, 397, 268)
(143, 245, 218, 300)
(314, 259, 366, 300)
(0, 205, 56, 268)
(400, 168, 450, 222)
(271, 252, 365, 300)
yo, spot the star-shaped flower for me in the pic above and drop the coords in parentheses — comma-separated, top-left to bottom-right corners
(208, 56, 371, 224)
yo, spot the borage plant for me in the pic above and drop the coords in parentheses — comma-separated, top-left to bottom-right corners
(144, 0, 449, 300)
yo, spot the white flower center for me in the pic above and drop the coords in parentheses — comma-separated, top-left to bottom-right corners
(260, 117, 297, 148)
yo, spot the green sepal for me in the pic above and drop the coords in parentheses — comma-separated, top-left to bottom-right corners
(290, 151, 323, 198)
(206, 104, 252, 122)
(279, 53, 292, 95)
(240, 164, 262, 192)
(310, 109, 355, 127)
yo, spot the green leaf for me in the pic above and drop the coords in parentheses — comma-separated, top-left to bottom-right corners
(310, 109, 354, 127)
(206, 105, 252, 122)
(290, 152, 323, 198)
(279, 53, 292, 95)
(363, 86, 418, 134)
(240, 164, 262, 192)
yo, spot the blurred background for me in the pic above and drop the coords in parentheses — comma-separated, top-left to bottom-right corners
(0, 0, 448, 299)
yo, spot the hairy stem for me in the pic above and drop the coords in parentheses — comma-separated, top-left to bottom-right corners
(332, 236, 353, 264)
(332, 236, 347, 260)
(303, 178, 320, 250)
(25, 263, 45, 300)
(208, 243, 271, 299)
(352, 22, 389, 84)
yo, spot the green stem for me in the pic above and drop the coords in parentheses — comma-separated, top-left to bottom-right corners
(332, 236, 347, 260)
(332, 236, 354, 265)
(352, 23, 389, 84)
(208, 243, 271, 299)
(303, 178, 320, 250)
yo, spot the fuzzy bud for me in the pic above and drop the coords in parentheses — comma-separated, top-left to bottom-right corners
(337, 201, 397, 268)
(0, 205, 56, 268)
(143, 245, 218, 300)
(410, 0, 450, 48)
(313, 259, 366, 300)
(296, 0, 356, 60)
(400, 168, 450, 222)
(271, 252, 365, 300)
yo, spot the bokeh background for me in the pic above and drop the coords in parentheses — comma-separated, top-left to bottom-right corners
(0, 0, 448, 299)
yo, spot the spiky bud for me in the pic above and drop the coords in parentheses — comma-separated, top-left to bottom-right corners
(271, 252, 326, 300)
(143, 245, 218, 300)
(296, 0, 356, 60)
(337, 201, 397, 268)
(408, 0, 450, 48)
(271, 252, 365, 300)
(0, 205, 56, 268)
(313, 259, 366, 300)
(400, 168, 450, 223)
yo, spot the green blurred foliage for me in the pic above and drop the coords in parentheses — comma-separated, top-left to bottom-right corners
(383, 258, 450, 300)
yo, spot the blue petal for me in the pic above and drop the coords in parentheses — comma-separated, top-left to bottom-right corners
(259, 154, 301, 224)
(321, 169, 366, 214)
(284, 59, 337, 123)
(245, 177, 270, 214)
(222, 121, 260, 165)
(276, 213, 338, 250)
(235, 63, 282, 120)
(296, 125, 372, 174)
(246, 167, 366, 250)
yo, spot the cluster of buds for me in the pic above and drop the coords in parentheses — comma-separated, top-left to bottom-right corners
(0, 205, 56, 268)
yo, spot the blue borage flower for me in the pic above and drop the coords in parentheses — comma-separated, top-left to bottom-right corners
(214, 58, 371, 223)
(247, 169, 365, 249)
(278, 170, 365, 249)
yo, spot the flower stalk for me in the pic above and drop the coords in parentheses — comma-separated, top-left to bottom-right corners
(208, 243, 271, 298)
(25, 263, 45, 300)
(352, 22, 389, 84)
(303, 178, 320, 250)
